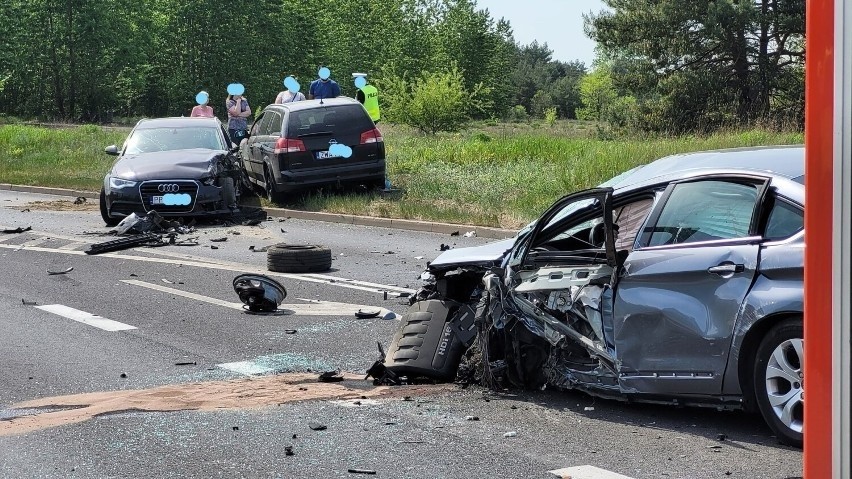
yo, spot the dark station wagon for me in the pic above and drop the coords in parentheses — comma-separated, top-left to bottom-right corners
(239, 97, 386, 202)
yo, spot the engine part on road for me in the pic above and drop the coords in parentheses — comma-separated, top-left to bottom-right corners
(266, 243, 332, 273)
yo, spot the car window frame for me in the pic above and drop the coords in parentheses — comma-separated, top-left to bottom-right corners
(268, 111, 283, 137)
(635, 174, 771, 251)
(760, 193, 804, 241)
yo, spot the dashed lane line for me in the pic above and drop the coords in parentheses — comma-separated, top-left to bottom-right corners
(34, 304, 137, 332)
(121, 280, 398, 318)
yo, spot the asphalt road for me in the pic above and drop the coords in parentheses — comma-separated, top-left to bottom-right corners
(0, 191, 803, 479)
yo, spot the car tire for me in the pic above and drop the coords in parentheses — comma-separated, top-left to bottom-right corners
(753, 318, 804, 447)
(220, 177, 236, 209)
(100, 188, 119, 227)
(267, 244, 332, 273)
(264, 167, 282, 204)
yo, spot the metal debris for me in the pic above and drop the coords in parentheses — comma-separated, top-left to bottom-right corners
(318, 371, 345, 382)
(2, 226, 32, 234)
(47, 267, 74, 275)
(308, 421, 327, 431)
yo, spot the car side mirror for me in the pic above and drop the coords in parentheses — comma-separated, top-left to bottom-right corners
(105, 145, 120, 156)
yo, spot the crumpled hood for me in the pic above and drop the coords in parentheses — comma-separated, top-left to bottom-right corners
(111, 149, 225, 181)
(429, 238, 516, 269)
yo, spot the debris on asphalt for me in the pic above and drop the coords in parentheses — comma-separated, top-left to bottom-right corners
(210, 237, 228, 242)
(249, 245, 270, 252)
(228, 230, 241, 235)
(169, 235, 199, 246)
(439, 243, 451, 251)
(465, 416, 480, 421)
(210, 245, 219, 250)
(2, 226, 32, 234)
(717, 434, 727, 441)
(284, 446, 294, 456)
(174, 361, 197, 366)
(706, 445, 722, 449)
(120, 373, 128, 378)
(47, 267, 74, 275)
(85, 233, 163, 255)
(308, 421, 327, 431)
(20, 208, 30, 212)
(318, 371, 345, 382)
(232, 426, 239, 431)
(21, 299, 38, 306)
(284, 329, 297, 334)
(161, 279, 175, 284)
(415, 256, 424, 260)
(347, 469, 377, 475)
(73, 197, 87, 205)
(503, 431, 517, 437)
(355, 309, 381, 319)
(463, 231, 476, 238)
(584, 406, 595, 411)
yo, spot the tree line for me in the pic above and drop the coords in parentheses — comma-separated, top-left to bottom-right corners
(0, 0, 804, 134)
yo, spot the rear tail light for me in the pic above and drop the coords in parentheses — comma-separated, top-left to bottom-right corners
(274, 138, 306, 154)
(360, 128, 383, 144)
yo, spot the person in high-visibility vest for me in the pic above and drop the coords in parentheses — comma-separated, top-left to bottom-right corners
(353, 73, 380, 123)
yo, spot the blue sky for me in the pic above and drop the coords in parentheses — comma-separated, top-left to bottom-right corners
(477, 0, 607, 67)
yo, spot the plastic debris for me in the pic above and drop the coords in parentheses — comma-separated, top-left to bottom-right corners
(503, 431, 517, 437)
(73, 197, 87, 205)
(47, 267, 74, 275)
(348, 469, 377, 475)
(318, 371, 345, 382)
(355, 309, 381, 319)
(2, 226, 32, 234)
(284, 446, 294, 456)
(308, 421, 327, 431)
(210, 237, 228, 242)
(21, 299, 37, 306)
(284, 329, 297, 334)
(584, 406, 595, 411)
(465, 416, 480, 421)
(450, 231, 460, 236)
(174, 361, 197, 366)
(463, 231, 476, 238)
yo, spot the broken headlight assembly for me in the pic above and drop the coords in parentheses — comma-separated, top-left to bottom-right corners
(232, 274, 287, 313)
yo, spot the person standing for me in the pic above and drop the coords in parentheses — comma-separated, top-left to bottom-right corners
(308, 67, 341, 100)
(226, 84, 251, 146)
(190, 91, 215, 117)
(353, 73, 380, 123)
(275, 76, 306, 103)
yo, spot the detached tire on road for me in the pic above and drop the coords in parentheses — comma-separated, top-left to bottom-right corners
(267, 244, 332, 273)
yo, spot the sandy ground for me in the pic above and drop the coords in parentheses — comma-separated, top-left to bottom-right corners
(0, 373, 450, 437)
(10, 198, 98, 212)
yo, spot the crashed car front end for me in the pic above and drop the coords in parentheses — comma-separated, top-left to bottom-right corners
(104, 150, 243, 220)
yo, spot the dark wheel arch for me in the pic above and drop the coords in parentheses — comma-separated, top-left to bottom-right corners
(99, 188, 119, 227)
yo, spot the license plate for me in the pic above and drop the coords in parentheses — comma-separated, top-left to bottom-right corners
(315, 150, 339, 160)
(151, 193, 191, 206)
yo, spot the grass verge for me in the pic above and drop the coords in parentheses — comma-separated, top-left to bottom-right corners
(0, 122, 802, 228)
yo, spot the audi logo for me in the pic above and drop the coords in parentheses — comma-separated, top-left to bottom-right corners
(157, 184, 180, 193)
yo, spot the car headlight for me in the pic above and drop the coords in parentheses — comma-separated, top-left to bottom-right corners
(109, 177, 137, 189)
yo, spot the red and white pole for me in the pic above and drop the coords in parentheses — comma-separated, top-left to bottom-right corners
(804, 0, 851, 477)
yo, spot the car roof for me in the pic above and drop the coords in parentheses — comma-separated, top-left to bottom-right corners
(134, 117, 223, 129)
(608, 145, 805, 192)
(262, 97, 362, 112)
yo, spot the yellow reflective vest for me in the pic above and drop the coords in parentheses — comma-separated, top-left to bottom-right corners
(359, 85, 380, 122)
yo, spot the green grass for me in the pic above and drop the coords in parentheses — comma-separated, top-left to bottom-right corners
(0, 121, 802, 228)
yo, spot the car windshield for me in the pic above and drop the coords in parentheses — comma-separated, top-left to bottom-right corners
(125, 127, 223, 154)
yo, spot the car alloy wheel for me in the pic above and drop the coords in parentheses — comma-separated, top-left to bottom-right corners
(264, 168, 280, 203)
(753, 318, 803, 447)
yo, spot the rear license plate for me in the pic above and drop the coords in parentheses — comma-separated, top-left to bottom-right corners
(315, 150, 339, 160)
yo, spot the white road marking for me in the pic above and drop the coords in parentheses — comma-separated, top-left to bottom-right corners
(134, 248, 417, 295)
(57, 242, 87, 251)
(16, 237, 49, 248)
(0, 243, 416, 297)
(35, 304, 137, 332)
(122, 280, 398, 318)
(548, 465, 635, 479)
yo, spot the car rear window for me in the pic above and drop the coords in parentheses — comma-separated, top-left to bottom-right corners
(289, 105, 371, 137)
(126, 127, 224, 154)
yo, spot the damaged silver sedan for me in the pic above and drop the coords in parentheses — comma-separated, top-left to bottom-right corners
(380, 146, 805, 446)
(100, 117, 246, 226)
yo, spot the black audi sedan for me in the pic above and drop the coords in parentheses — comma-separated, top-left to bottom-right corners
(100, 117, 244, 226)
